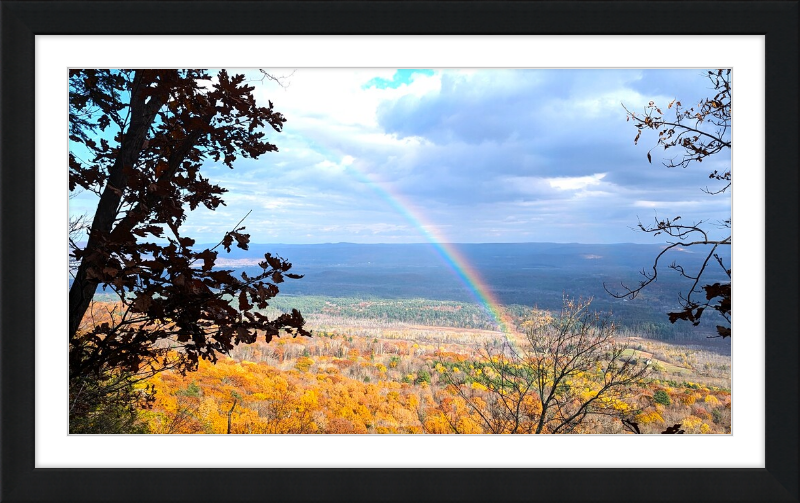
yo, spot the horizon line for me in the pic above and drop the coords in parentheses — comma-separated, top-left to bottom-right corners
(195, 240, 665, 247)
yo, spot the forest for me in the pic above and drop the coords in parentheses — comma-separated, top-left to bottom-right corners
(68, 69, 732, 436)
(75, 296, 731, 435)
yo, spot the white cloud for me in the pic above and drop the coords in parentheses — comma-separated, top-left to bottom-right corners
(547, 173, 607, 191)
(165, 68, 732, 244)
(253, 68, 441, 129)
(314, 160, 339, 170)
(633, 200, 703, 208)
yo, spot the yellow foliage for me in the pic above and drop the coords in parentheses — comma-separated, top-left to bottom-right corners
(424, 413, 453, 434)
(636, 410, 665, 425)
(137, 326, 729, 435)
(604, 397, 630, 412)
(295, 356, 314, 373)
(681, 415, 703, 432)
(456, 416, 483, 434)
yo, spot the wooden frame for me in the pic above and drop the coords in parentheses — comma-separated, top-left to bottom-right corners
(1, 1, 797, 501)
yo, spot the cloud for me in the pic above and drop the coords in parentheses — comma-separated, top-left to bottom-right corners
(547, 173, 607, 191)
(634, 200, 704, 209)
(92, 68, 731, 245)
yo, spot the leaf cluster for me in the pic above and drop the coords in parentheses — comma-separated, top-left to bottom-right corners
(626, 69, 731, 188)
(611, 70, 731, 337)
(69, 69, 308, 379)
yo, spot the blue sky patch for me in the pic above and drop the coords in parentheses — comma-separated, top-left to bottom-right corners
(363, 69, 435, 89)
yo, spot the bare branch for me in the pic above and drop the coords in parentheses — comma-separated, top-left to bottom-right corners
(252, 69, 297, 89)
(436, 298, 648, 434)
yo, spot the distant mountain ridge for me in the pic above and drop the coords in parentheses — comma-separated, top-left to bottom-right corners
(221, 243, 728, 329)
(202, 241, 723, 267)
(72, 242, 730, 337)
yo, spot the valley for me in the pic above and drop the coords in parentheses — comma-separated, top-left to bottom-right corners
(138, 294, 731, 435)
(79, 242, 732, 434)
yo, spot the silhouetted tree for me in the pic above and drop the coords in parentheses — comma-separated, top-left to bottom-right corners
(69, 69, 309, 384)
(608, 70, 731, 338)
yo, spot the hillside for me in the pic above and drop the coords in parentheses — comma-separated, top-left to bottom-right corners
(203, 242, 732, 338)
(141, 302, 731, 435)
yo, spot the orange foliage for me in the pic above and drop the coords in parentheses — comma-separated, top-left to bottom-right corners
(141, 329, 731, 435)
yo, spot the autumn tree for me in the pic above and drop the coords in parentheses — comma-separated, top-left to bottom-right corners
(608, 70, 731, 338)
(69, 70, 309, 413)
(438, 298, 649, 434)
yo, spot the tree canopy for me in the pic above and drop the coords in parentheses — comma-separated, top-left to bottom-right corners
(69, 69, 308, 381)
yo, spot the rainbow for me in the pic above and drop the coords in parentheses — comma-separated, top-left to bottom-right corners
(343, 162, 518, 338)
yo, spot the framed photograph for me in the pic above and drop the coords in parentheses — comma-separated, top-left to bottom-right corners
(2, 1, 797, 501)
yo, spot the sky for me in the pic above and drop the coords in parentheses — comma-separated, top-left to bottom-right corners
(70, 68, 732, 245)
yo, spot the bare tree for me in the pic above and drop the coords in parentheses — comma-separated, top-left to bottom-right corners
(608, 70, 731, 338)
(437, 297, 649, 434)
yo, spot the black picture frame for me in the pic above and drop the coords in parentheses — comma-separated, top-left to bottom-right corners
(2, 1, 797, 502)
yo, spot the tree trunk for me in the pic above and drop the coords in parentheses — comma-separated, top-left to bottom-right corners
(68, 70, 165, 343)
(226, 398, 237, 434)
